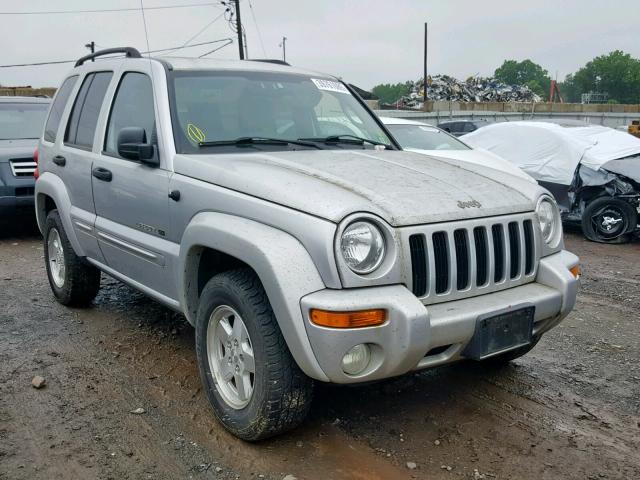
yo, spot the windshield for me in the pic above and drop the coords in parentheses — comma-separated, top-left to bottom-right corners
(0, 102, 49, 140)
(387, 124, 470, 151)
(169, 70, 392, 153)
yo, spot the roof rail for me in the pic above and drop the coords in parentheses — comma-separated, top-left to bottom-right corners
(75, 47, 142, 67)
(251, 59, 291, 66)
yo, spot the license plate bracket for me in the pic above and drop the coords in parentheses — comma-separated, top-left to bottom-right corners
(463, 306, 535, 360)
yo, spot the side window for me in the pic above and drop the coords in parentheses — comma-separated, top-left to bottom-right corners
(65, 71, 113, 149)
(43, 75, 78, 143)
(105, 72, 156, 157)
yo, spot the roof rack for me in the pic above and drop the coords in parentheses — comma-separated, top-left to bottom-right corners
(75, 47, 142, 67)
(251, 59, 291, 66)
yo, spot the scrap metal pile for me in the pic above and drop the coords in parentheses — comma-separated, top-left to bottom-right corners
(388, 75, 543, 109)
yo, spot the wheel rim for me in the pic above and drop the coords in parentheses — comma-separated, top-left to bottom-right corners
(206, 305, 255, 409)
(47, 228, 66, 288)
(590, 205, 627, 239)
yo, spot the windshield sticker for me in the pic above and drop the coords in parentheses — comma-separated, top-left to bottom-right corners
(187, 123, 206, 144)
(311, 78, 350, 94)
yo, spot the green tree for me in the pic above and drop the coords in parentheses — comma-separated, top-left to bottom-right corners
(569, 50, 640, 104)
(371, 82, 411, 104)
(494, 59, 551, 99)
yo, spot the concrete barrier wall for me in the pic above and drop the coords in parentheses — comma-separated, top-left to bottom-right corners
(421, 101, 640, 114)
(376, 108, 640, 129)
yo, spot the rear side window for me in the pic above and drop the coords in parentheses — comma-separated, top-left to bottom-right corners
(104, 72, 156, 157)
(44, 75, 78, 142)
(65, 71, 113, 149)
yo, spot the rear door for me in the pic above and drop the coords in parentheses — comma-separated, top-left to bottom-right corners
(44, 72, 113, 262)
(91, 71, 176, 300)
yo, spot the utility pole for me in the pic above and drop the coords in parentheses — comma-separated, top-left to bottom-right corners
(423, 23, 428, 106)
(85, 41, 95, 61)
(233, 0, 245, 60)
(280, 36, 287, 62)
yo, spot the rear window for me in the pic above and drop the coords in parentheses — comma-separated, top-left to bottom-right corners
(0, 102, 50, 141)
(44, 75, 77, 142)
(65, 71, 113, 149)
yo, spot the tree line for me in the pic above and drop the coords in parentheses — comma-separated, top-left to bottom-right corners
(372, 50, 640, 104)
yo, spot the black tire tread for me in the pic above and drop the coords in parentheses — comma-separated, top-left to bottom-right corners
(44, 210, 101, 307)
(196, 268, 313, 441)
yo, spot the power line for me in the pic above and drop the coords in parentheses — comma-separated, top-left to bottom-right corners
(160, 10, 227, 56)
(0, 2, 222, 15)
(247, 0, 267, 57)
(199, 39, 234, 57)
(0, 39, 234, 68)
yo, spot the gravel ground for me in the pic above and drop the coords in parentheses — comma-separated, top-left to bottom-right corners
(0, 219, 639, 480)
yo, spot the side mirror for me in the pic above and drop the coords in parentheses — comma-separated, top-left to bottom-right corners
(117, 127, 158, 166)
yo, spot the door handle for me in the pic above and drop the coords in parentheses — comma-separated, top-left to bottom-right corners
(52, 155, 66, 167)
(92, 167, 112, 182)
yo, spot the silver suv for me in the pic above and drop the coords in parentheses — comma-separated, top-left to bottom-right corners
(35, 48, 580, 440)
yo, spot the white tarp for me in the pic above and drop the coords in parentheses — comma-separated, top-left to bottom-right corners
(462, 121, 640, 185)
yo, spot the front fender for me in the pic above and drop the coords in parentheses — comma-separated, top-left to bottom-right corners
(179, 212, 330, 382)
(35, 172, 84, 257)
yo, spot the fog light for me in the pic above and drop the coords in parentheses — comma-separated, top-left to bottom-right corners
(341, 344, 371, 375)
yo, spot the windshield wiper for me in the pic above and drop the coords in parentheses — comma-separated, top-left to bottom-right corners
(299, 134, 391, 148)
(198, 136, 320, 149)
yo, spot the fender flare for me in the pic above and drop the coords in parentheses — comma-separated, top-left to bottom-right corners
(34, 172, 85, 257)
(179, 212, 330, 382)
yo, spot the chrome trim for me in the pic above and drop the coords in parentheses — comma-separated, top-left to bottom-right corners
(97, 231, 159, 261)
(9, 159, 37, 177)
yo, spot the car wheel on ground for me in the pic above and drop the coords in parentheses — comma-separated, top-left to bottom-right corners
(44, 209, 101, 306)
(581, 197, 637, 244)
(195, 268, 314, 441)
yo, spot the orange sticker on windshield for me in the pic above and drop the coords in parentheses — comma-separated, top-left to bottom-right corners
(187, 123, 206, 144)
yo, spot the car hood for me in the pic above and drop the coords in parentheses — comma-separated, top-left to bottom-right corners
(405, 147, 537, 182)
(173, 149, 542, 226)
(0, 139, 38, 162)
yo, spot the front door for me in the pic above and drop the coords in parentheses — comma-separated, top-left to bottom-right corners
(91, 72, 176, 300)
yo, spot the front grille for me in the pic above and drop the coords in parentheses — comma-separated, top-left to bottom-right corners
(406, 213, 539, 304)
(9, 158, 37, 177)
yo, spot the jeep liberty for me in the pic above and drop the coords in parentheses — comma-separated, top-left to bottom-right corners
(35, 48, 580, 440)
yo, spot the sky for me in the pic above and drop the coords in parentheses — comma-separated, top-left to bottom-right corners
(1, 0, 639, 90)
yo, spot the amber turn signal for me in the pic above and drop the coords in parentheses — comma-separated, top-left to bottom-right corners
(569, 265, 581, 278)
(310, 309, 387, 328)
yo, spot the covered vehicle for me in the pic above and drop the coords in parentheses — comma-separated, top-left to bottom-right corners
(0, 96, 50, 216)
(381, 117, 534, 181)
(463, 121, 640, 243)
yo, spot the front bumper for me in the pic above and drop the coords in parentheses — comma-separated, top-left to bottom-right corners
(301, 250, 579, 383)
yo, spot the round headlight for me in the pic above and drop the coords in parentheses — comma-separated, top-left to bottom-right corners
(536, 196, 559, 245)
(340, 221, 386, 274)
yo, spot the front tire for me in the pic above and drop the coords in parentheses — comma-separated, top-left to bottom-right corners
(44, 209, 101, 306)
(581, 197, 637, 244)
(195, 268, 314, 441)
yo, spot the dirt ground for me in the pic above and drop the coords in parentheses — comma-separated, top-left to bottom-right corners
(1, 219, 639, 480)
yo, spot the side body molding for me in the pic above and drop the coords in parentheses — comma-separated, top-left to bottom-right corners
(179, 212, 330, 382)
(34, 172, 85, 257)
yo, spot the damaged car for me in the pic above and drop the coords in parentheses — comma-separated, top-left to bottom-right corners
(463, 121, 640, 243)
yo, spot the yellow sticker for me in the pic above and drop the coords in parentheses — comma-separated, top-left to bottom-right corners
(187, 123, 206, 144)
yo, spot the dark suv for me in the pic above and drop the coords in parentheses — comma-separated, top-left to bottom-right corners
(438, 119, 492, 137)
(0, 96, 50, 216)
